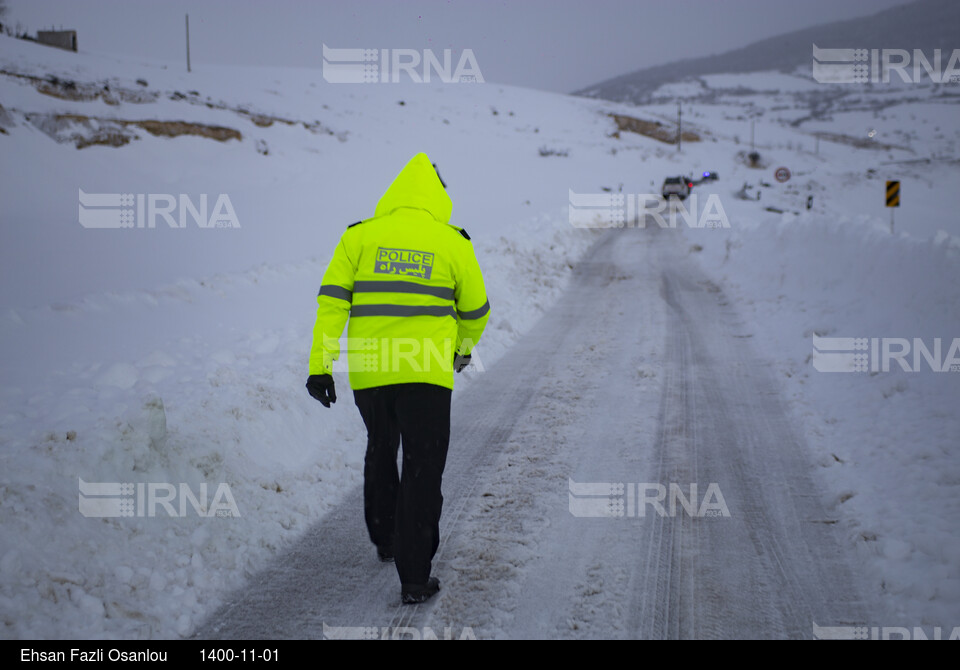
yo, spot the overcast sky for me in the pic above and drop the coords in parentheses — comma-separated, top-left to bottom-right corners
(4, 0, 912, 92)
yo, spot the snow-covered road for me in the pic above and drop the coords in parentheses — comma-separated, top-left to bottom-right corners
(192, 227, 870, 640)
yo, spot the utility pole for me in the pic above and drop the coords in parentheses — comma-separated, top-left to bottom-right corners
(677, 101, 682, 153)
(185, 14, 191, 73)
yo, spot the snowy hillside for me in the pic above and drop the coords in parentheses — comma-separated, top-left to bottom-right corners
(577, 0, 960, 104)
(2, 27, 959, 638)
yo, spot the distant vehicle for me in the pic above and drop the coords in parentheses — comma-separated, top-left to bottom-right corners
(701, 171, 719, 182)
(661, 176, 692, 200)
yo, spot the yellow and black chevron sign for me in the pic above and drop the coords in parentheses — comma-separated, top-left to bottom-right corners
(886, 180, 900, 207)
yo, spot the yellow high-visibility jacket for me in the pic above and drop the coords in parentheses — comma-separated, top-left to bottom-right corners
(308, 153, 490, 390)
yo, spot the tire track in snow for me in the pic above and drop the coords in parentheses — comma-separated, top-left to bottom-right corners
(632, 229, 869, 638)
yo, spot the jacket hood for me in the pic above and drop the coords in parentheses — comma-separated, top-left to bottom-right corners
(374, 153, 452, 224)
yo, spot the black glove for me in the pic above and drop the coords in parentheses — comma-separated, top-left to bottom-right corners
(454, 354, 472, 373)
(306, 374, 336, 407)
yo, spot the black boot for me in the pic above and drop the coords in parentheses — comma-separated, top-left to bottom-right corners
(401, 577, 440, 604)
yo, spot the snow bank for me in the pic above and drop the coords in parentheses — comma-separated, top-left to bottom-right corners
(691, 213, 960, 626)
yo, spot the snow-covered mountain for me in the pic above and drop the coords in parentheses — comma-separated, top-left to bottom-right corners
(576, 0, 960, 105)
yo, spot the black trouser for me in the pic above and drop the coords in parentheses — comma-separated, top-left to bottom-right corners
(353, 383, 451, 586)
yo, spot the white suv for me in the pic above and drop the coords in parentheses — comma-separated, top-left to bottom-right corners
(661, 176, 692, 201)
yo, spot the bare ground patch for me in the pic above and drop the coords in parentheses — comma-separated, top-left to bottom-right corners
(0, 103, 12, 134)
(0, 69, 345, 141)
(811, 131, 909, 152)
(608, 112, 700, 145)
(1, 69, 159, 105)
(26, 113, 242, 149)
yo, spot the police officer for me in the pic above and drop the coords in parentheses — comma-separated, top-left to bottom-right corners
(306, 153, 490, 604)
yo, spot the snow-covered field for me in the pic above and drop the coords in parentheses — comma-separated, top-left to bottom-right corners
(1, 33, 958, 638)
